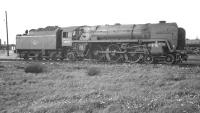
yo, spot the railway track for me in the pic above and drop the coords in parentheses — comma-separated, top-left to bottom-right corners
(1, 57, 200, 67)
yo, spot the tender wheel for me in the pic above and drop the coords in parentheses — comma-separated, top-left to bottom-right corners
(164, 54, 175, 64)
(37, 53, 43, 60)
(23, 53, 29, 60)
(50, 52, 57, 60)
(194, 49, 200, 56)
(106, 44, 122, 62)
(45, 58, 50, 60)
(67, 52, 77, 61)
(91, 45, 105, 61)
(144, 55, 154, 64)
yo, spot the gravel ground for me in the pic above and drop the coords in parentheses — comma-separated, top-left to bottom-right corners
(0, 61, 200, 113)
(0, 50, 18, 59)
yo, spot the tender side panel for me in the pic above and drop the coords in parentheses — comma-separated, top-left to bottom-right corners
(16, 29, 60, 50)
(16, 35, 57, 50)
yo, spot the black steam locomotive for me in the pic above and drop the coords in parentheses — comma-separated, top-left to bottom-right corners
(16, 21, 188, 64)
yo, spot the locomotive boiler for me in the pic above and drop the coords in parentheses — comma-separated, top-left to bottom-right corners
(16, 21, 188, 64)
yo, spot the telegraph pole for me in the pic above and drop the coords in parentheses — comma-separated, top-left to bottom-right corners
(5, 11, 9, 56)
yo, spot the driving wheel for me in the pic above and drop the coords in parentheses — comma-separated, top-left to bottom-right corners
(91, 45, 105, 61)
(106, 44, 122, 62)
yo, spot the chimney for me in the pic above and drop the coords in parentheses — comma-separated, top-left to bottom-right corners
(159, 21, 166, 24)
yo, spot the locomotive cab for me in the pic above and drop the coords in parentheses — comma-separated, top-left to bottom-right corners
(61, 27, 78, 47)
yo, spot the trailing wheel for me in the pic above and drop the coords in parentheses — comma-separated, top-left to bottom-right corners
(164, 54, 175, 64)
(144, 55, 154, 64)
(106, 44, 122, 62)
(91, 45, 105, 61)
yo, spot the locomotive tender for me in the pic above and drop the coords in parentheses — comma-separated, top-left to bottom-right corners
(16, 21, 187, 64)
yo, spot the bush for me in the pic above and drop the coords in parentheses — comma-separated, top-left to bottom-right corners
(87, 67, 101, 76)
(25, 63, 46, 73)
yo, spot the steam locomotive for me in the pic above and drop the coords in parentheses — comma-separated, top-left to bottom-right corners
(16, 21, 188, 64)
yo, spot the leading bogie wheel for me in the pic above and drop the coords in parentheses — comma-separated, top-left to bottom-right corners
(144, 55, 154, 64)
(164, 54, 175, 64)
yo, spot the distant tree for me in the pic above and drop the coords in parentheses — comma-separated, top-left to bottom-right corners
(25, 30, 28, 34)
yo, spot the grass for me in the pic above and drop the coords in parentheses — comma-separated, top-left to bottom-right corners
(0, 62, 200, 113)
(163, 72, 186, 81)
(159, 103, 199, 113)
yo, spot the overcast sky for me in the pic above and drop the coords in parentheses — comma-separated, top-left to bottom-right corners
(0, 0, 199, 44)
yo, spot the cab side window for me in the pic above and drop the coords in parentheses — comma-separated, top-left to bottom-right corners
(63, 32, 68, 38)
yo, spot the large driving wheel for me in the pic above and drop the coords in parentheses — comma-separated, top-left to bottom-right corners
(106, 44, 122, 62)
(91, 45, 105, 61)
(144, 55, 154, 64)
(164, 54, 175, 64)
(127, 46, 144, 63)
(127, 53, 143, 63)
